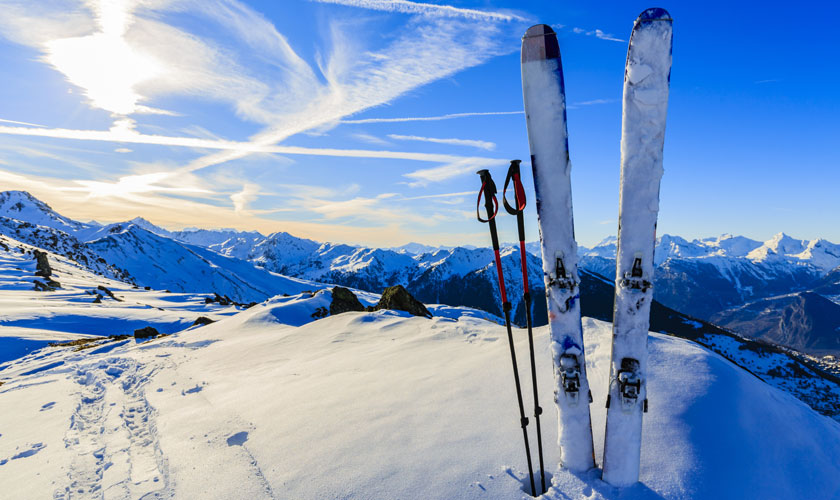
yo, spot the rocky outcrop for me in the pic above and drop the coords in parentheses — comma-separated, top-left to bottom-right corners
(329, 286, 365, 315)
(96, 285, 122, 302)
(192, 316, 216, 326)
(134, 326, 161, 339)
(368, 285, 432, 318)
(33, 249, 52, 277)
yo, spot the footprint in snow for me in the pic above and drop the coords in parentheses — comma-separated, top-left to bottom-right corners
(40, 402, 55, 411)
(9, 442, 46, 461)
(226, 431, 249, 447)
(181, 383, 204, 395)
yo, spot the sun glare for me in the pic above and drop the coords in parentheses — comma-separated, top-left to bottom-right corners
(44, 0, 161, 115)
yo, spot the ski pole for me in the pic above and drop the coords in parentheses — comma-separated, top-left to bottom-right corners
(476, 169, 537, 497)
(502, 159, 545, 495)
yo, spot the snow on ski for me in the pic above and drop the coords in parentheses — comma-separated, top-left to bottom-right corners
(521, 24, 595, 472)
(602, 8, 673, 487)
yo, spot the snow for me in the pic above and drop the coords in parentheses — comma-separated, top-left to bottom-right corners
(2, 292, 840, 499)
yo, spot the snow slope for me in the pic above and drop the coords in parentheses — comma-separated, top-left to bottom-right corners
(0, 234, 246, 362)
(1, 292, 839, 499)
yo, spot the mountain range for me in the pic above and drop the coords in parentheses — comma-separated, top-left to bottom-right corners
(1, 190, 839, 356)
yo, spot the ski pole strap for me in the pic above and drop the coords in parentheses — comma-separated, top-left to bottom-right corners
(476, 170, 499, 223)
(503, 159, 527, 215)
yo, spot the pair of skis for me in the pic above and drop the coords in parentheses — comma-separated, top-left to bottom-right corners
(476, 161, 547, 496)
(521, 9, 673, 488)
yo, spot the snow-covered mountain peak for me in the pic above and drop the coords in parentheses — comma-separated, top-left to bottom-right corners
(584, 236, 617, 258)
(126, 217, 172, 237)
(0, 190, 92, 235)
(766, 232, 806, 255)
(699, 234, 762, 257)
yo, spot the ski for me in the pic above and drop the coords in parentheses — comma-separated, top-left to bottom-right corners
(602, 8, 673, 487)
(520, 24, 595, 472)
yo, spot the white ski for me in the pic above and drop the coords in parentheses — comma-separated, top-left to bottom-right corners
(602, 8, 673, 487)
(521, 24, 595, 472)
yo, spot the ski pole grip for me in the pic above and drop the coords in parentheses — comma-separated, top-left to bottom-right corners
(503, 160, 527, 216)
(476, 170, 498, 223)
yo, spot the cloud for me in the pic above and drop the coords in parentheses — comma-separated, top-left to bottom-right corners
(572, 98, 614, 106)
(594, 29, 624, 42)
(0, 123, 493, 164)
(0, 117, 47, 127)
(560, 25, 624, 43)
(566, 98, 616, 110)
(309, 0, 525, 22)
(0, 0, 524, 242)
(115, 148, 133, 153)
(388, 134, 495, 151)
(403, 157, 502, 187)
(231, 183, 260, 214)
(351, 132, 390, 146)
(342, 110, 523, 124)
(0, 166, 427, 245)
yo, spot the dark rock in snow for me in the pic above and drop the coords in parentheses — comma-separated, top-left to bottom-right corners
(97, 285, 122, 302)
(193, 316, 216, 326)
(33, 250, 52, 277)
(134, 326, 161, 339)
(33, 278, 61, 292)
(329, 286, 365, 315)
(369, 285, 432, 318)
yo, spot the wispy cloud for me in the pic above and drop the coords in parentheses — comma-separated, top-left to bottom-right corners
(403, 157, 502, 187)
(0, 167, 424, 246)
(0, 117, 47, 127)
(0, 0, 524, 243)
(573, 98, 615, 106)
(561, 25, 624, 43)
(755, 79, 780, 84)
(0, 123, 491, 164)
(567, 98, 617, 109)
(231, 183, 260, 214)
(310, 0, 525, 22)
(351, 132, 390, 146)
(342, 110, 523, 124)
(593, 29, 623, 42)
(388, 134, 495, 151)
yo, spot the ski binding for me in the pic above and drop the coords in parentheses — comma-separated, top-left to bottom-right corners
(619, 252, 651, 292)
(617, 358, 642, 413)
(559, 353, 582, 405)
(548, 251, 577, 290)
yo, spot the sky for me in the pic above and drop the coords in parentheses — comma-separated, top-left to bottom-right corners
(0, 0, 838, 248)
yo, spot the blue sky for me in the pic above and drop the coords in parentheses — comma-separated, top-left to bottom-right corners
(0, 0, 837, 248)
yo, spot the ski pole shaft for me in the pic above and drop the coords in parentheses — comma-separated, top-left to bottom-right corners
(503, 160, 546, 494)
(476, 169, 536, 496)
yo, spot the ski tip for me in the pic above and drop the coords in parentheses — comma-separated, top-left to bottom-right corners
(636, 7, 672, 24)
(521, 24, 560, 63)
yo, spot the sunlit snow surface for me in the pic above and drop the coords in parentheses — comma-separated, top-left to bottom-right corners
(2, 241, 840, 498)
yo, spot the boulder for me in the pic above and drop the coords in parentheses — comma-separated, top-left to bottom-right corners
(368, 285, 432, 318)
(134, 326, 161, 339)
(193, 316, 216, 326)
(329, 286, 366, 315)
(33, 250, 52, 277)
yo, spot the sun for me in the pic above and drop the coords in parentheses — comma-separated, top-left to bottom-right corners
(44, 0, 162, 115)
